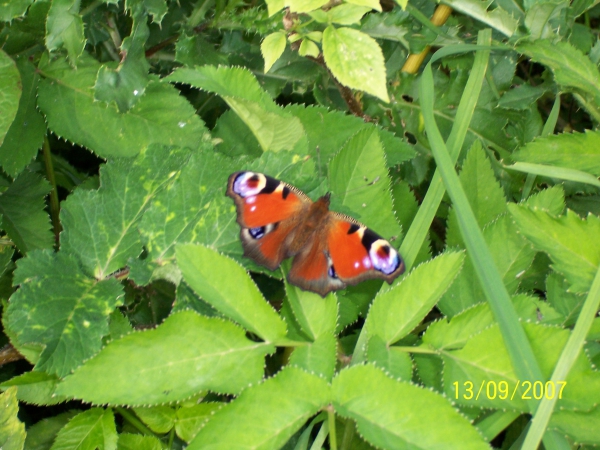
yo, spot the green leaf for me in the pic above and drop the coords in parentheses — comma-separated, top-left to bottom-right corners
(518, 40, 600, 100)
(508, 205, 600, 293)
(446, 141, 507, 247)
(546, 272, 585, 326)
(95, 3, 150, 112)
(188, 367, 331, 449)
(56, 311, 271, 405)
(322, 26, 389, 102)
(329, 128, 399, 238)
(524, 1, 567, 40)
(133, 406, 176, 434)
(176, 244, 287, 342)
(327, 4, 372, 25)
(23, 411, 79, 450)
(175, 403, 222, 443)
(37, 55, 206, 158)
(366, 252, 464, 344)
(61, 145, 190, 278)
(298, 38, 320, 58)
(506, 162, 600, 188)
(286, 0, 329, 13)
(498, 84, 547, 110)
(525, 185, 565, 215)
(0, 50, 21, 148)
(0, 371, 64, 406)
(366, 334, 413, 380)
(0, 171, 53, 253)
(332, 365, 490, 450)
(289, 333, 336, 379)
(166, 66, 306, 153)
(6, 250, 123, 377)
(0, 0, 34, 21)
(513, 130, 600, 176)
(261, 32, 287, 73)
(51, 409, 117, 450)
(45, 0, 85, 65)
(345, 0, 381, 11)
(440, 0, 518, 36)
(0, 58, 46, 177)
(550, 406, 600, 445)
(117, 434, 163, 450)
(0, 387, 26, 450)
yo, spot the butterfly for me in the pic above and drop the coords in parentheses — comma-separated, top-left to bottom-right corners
(226, 172, 405, 297)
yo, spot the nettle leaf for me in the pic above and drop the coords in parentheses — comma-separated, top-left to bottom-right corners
(51, 408, 117, 450)
(442, 323, 600, 412)
(513, 130, 600, 176)
(440, 0, 518, 36)
(525, 185, 565, 215)
(261, 32, 287, 72)
(166, 66, 306, 153)
(175, 403, 222, 443)
(508, 205, 600, 293)
(0, 0, 34, 21)
(176, 244, 288, 343)
(95, 2, 150, 112)
(329, 128, 399, 238)
(56, 311, 272, 405)
(133, 406, 176, 434)
(6, 250, 124, 377)
(289, 333, 337, 380)
(498, 84, 547, 110)
(322, 25, 389, 102)
(366, 334, 413, 380)
(0, 50, 20, 147)
(0, 387, 26, 450)
(332, 365, 490, 450)
(45, 0, 85, 65)
(0, 58, 45, 177)
(37, 55, 206, 158)
(188, 367, 331, 449)
(518, 40, 600, 100)
(61, 145, 190, 279)
(366, 252, 464, 344)
(0, 171, 53, 253)
(0, 371, 65, 406)
(138, 144, 237, 268)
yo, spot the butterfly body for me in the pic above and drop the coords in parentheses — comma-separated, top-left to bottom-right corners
(227, 171, 404, 296)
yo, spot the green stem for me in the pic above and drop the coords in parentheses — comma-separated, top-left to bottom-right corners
(42, 135, 62, 244)
(115, 407, 154, 436)
(328, 407, 337, 450)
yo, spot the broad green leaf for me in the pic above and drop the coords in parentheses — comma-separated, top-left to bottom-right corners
(443, 323, 600, 412)
(513, 130, 600, 176)
(0, 387, 26, 450)
(56, 311, 271, 405)
(366, 252, 464, 344)
(366, 334, 413, 380)
(61, 145, 189, 279)
(332, 365, 490, 450)
(508, 205, 600, 293)
(0, 58, 45, 177)
(0, 50, 20, 148)
(525, 185, 565, 215)
(284, 260, 338, 339)
(95, 2, 150, 112)
(518, 40, 600, 100)
(289, 333, 337, 380)
(7, 250, 123, 377)
(440, 0, 518, 36)
(498, 84, 547, 110)
(175, 35, 228, 67)
(261, 32, 286, 72)
(0, 171, 53, 253)
(327, 4, 372, 25)
(188, 367, 331, 449)
(133, 406, 175, 434)
(51, 409, 117, 450)
(266, 0, 285, 15)
(139, 146, 237, 267)
(175, 403, 222, 443)
(550, 406, 600, 445)
(546, 272, 585, 326)
(37, 55, 206, 158)
(329, 128, 399, 238)
(0, 0, 34, 20)
(524, 1, 567, 40)
(166, 66, 306, 153)
(286, 0, 329, 14)
(322, 26, 389, 102)
(117, 434, 163, 450)
(176, 244, 287, 342)
(24, 412, 78, 449)
(0, 371, 64, 406)
(45, 0, 85, 65)
(345, 0, 381, 11)
(446, 141, 507, 247)
(298, 38, 319, 58)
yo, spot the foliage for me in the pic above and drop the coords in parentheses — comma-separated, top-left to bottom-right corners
(0, 0, 599, 449)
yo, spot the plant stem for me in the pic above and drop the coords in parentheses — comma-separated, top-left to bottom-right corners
(42, 135, 62, 244)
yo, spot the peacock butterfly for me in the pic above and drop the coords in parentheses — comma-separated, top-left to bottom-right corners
(226, 171, 405, 297)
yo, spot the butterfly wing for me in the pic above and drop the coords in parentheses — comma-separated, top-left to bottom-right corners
(287, 213, 404, 297)
(226, 171, 311, 270)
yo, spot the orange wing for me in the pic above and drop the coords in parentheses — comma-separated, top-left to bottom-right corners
(226, 172, 310, 270)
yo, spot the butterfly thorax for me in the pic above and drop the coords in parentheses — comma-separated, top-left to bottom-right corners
(286, 195, 331, 255)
